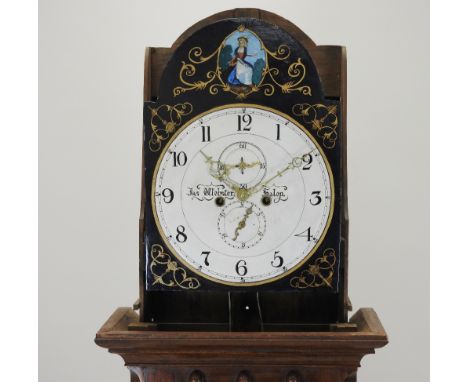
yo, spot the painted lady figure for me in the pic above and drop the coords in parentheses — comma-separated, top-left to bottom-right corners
(219, 28, 267, 92)
(227, 36, 255, 86)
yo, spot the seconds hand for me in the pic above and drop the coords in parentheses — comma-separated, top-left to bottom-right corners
(232, 206, 253, 241)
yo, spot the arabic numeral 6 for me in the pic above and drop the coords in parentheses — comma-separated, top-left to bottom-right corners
(235, 260, 247, 276)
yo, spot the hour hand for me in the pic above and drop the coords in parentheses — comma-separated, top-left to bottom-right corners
(233, 157, 260, 175)
(200, 150, 236, 187)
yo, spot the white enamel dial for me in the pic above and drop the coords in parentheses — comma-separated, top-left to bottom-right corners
(152, 105, 333, 285)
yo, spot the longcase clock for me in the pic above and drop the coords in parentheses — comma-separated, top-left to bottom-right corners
(95, 10, 388, 382)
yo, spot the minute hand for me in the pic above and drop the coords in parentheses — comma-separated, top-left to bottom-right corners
(243, 153, 310, 200)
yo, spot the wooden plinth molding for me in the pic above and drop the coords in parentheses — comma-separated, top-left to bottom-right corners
(95, 308, 387, 382)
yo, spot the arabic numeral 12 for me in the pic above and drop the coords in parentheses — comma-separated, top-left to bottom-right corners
(238, 114, 252, 131)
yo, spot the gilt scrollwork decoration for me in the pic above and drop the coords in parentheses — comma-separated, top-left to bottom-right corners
(292, 103, 338, 149)
(147, 103, 193, 152)
(173, 25, 312, 99)
(290, 248, 336, 289)
(149, 244, 201, 289)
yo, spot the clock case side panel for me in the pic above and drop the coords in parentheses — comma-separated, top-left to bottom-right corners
(138, 10, 349, 326)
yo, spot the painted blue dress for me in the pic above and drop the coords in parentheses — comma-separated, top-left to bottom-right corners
(227, 47, 254, 86)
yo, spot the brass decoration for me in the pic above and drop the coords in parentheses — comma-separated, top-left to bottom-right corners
(290, 248, 336, 289)
(147, 103, 193, 152)
(173, 25, 312, 99)
(149, 244, 201, 289)
(292, 103, 338, 149)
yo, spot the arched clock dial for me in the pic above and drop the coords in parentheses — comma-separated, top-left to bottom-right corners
(152, 105, 334, 285)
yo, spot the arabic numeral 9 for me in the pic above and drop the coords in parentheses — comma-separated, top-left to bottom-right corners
(161, 188, 174, 203)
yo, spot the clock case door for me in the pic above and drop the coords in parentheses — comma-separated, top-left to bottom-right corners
(138, 10, 349, 329)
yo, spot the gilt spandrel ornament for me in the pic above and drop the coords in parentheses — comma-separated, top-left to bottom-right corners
(149, 244, 201, 290)
(148, 102, 193, 152)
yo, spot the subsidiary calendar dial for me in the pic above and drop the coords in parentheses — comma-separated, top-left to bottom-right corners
(152, 105, 334, 285)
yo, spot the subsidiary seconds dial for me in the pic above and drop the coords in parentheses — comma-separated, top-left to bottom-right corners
(152, 105, 334, 285)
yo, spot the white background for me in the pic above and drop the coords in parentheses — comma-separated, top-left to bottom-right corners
(38, 0, 429, 381)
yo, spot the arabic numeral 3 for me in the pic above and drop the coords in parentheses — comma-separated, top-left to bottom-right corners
(310, 191, 322, 205)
